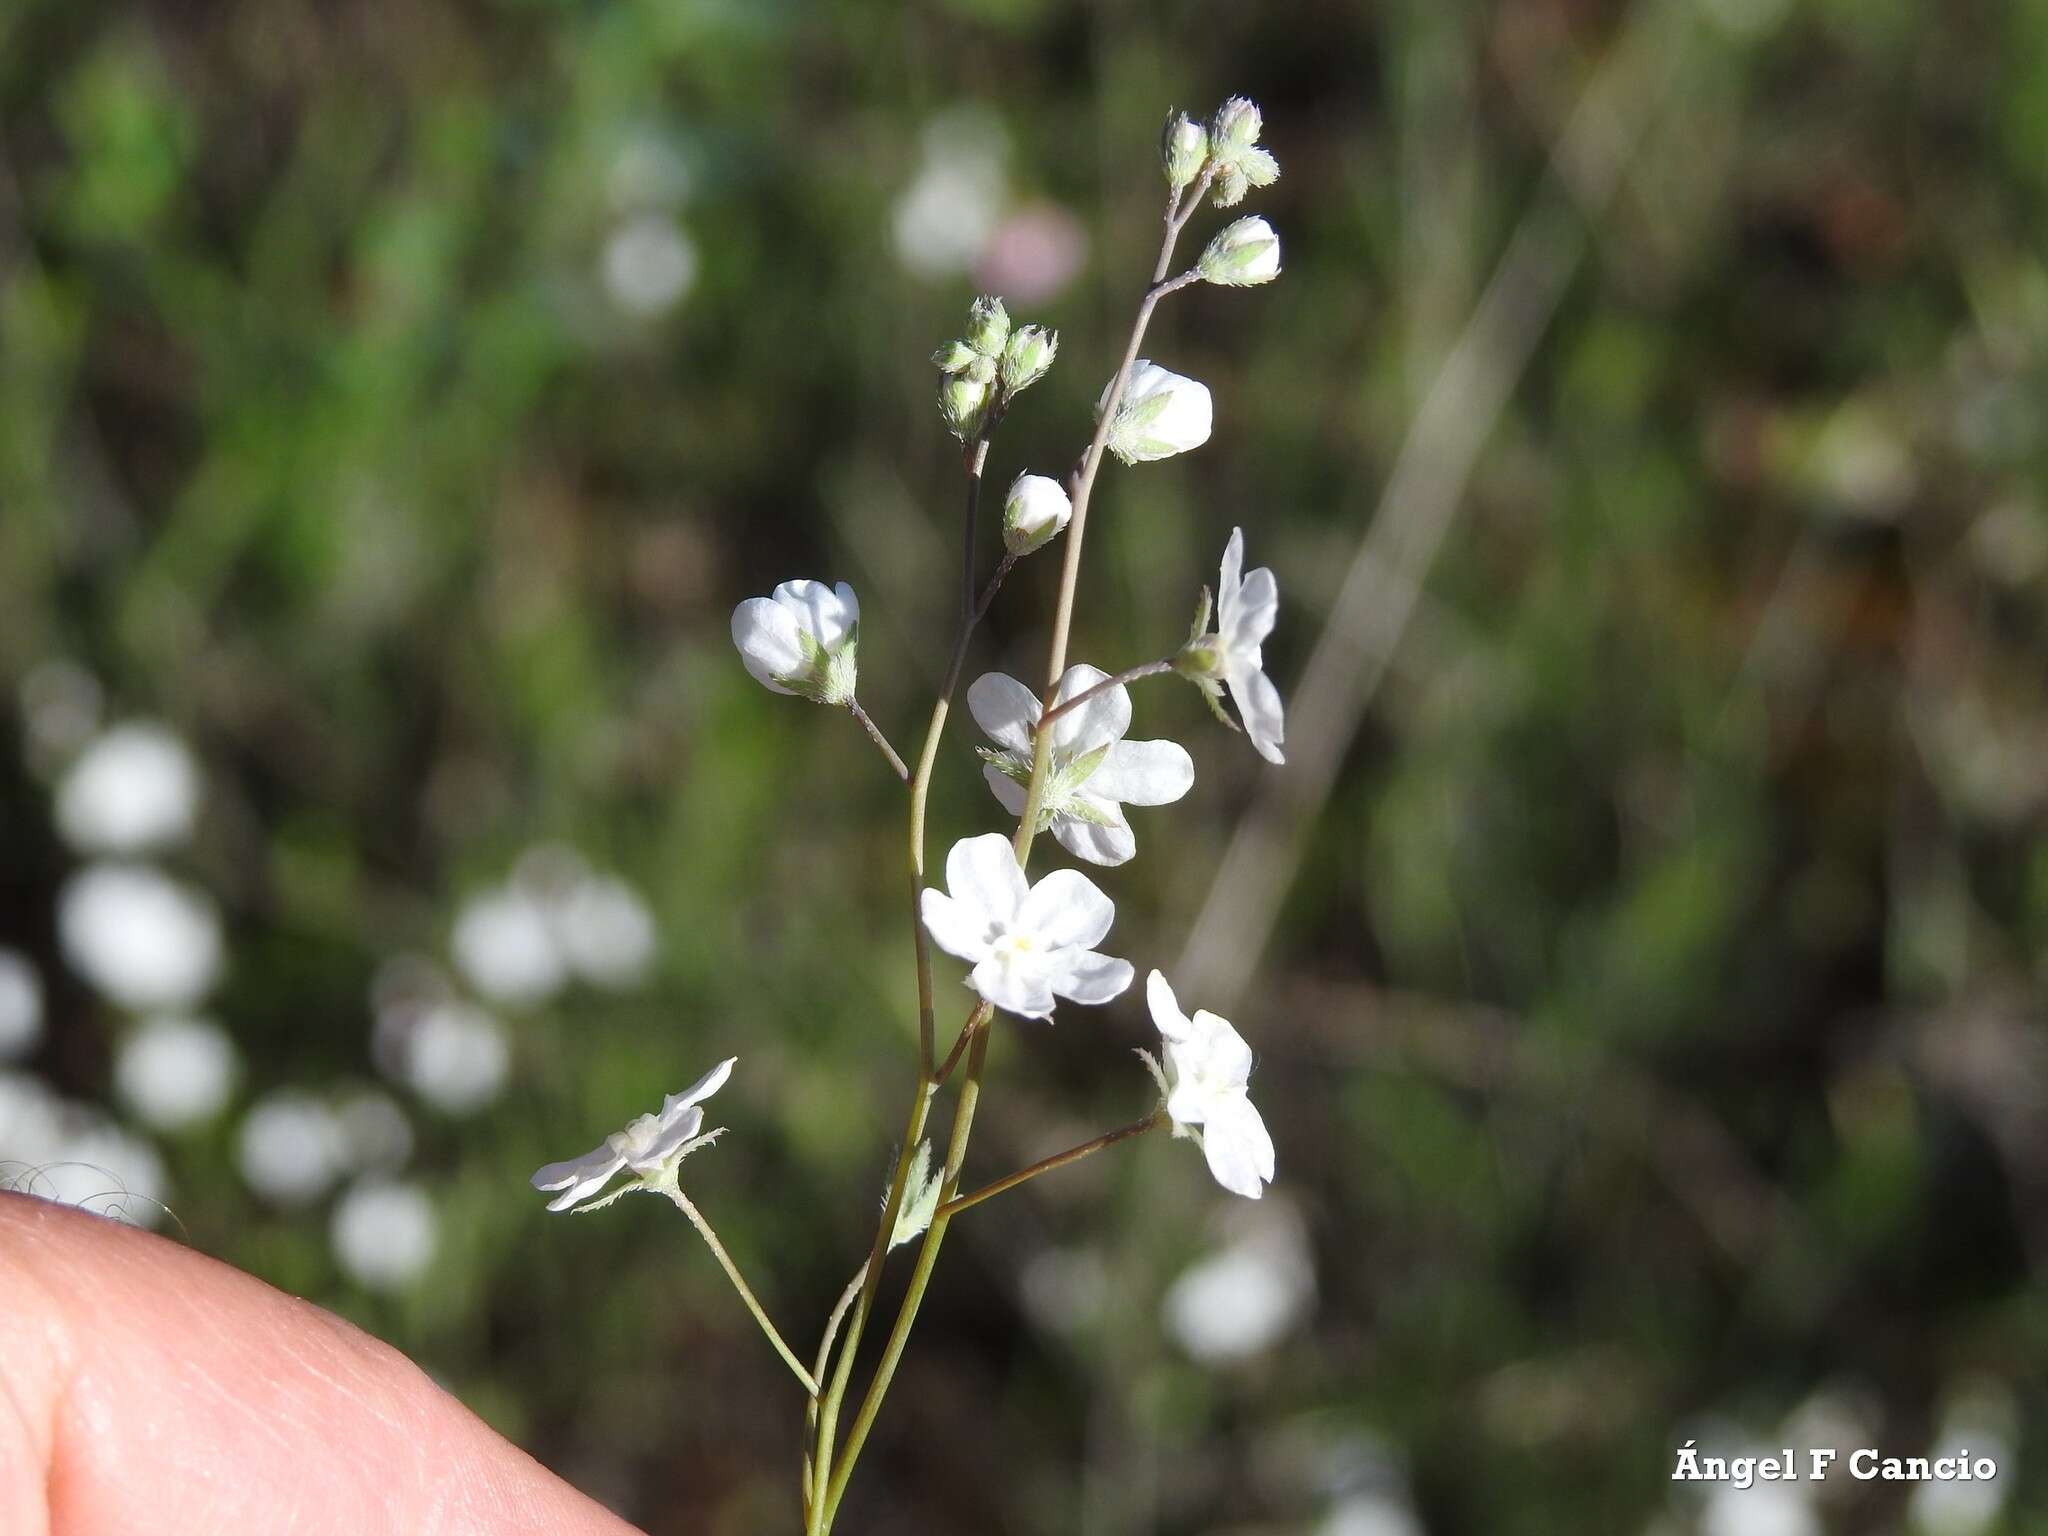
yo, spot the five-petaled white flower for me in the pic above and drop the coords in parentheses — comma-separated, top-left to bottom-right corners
(920, 833, 1133, 1019)
(1099, 360, 1212, 465)
(971, 665, 1193, 867)
(1141, 971, 1274, 1200)
(731, 581, 860, 705)
(1179, 527, 1285, 764)
(531, 1057, 735, 1212)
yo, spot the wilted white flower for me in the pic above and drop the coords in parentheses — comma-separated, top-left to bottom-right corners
(731, 580, 860, 705)
(0, 950, 44, 1060)
(1198, 215, 1281, 287)
(59, 863, 224, 1012)
(1099, 360, 1212, 465)
(331, 1177, 439, 1291)
(531, 1056, 735, 1212)
(1141, 970, 1274, 1199)
(1161, 110, 1209, 193)
(1002, 473, 1072, 556)
(918, 833, 1133, 1019)
(399, 1000, 510, 1115)
(451, 885, 566, 1006)
(113, 1015, 239, 1131)
(972, 665, 1193, 866)
(55, 721, 200, 854)
(1180, 527, 1286, 764)
(237, 1090, 348, 1207)
(1161, 1202, 1312, 1361)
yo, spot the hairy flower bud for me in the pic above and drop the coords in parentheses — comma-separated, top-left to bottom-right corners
(931, 339, 977, 373)
(1002, 472, 1072, 556)
(941, 371, 994, 441)
(1098, 360, 1213, 465)
(964, 295, 1010, 357)
(1204, 95, 1278, 208)
(1211, 96, 1262, 153)
(999, 324, 1058, 394)
(1161, 110, 1209, 193)
(1198, 216, 1281, 287)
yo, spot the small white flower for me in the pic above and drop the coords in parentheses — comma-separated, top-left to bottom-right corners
(731, 580, 860, 705)
(1002, 473, 1072, 556)
(330, 1177, 439, 1292)
(1181, 527, 1286, 764)
(531, 1056, 735, 1213)
(58, 863, 224, 1012)
(919, 833, 1133, 1019)
(1098, 360, 1212, 465)
(238, 1090, 348, 1207)
(600, 213, 697, 317)
(971, 665, 1192, 866)
(1142, 970, 1274, 1200)
(0, 949, 44, 1060)
(113, 1015, 239, 1131)
(451, 885, 565, 1006)
(1198, 215, 1281, 287)
(55, 721, 200, 854)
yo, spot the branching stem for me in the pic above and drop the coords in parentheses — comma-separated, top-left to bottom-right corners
(935, 1111, 1164, 1220)
(1039, 658, 1177, 726)
(657, 1182, 816, 1396)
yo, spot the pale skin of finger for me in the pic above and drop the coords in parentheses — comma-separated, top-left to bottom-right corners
(0, 1193, 642, 1536)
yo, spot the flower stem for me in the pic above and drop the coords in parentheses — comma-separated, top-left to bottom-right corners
(1038, 658, 1177, 727)
(846, 699, 909, 782)
(935, 1111, 1164, 1220)
(802, 1262, 869, 1519)
(658, 1183, 817, 1396)
(931, 1001, 989, 1089)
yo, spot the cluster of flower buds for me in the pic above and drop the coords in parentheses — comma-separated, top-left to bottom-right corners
(1162, 98, 1283, 288)
(932, 296, 1059, 442)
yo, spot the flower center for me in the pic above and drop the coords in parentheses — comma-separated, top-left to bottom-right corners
(991, 929, 1037, 965)
(617, 1112, 663, 1159)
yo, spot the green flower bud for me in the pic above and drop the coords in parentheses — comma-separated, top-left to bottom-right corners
(1198, 216, 1281, 287)
(999, 324, 1058, 394)
(940, 371, 994, 442)
(1211, 96, 1262, 153)
(931, 339, 977, 373)
(1161, 110, 1209, 192)
(964, 295, 1010, 357)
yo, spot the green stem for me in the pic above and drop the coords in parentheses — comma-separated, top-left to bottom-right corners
(934, 1111, 1164, 1221)
(1038, 658, 1176, 728)
(846, 698, 909, 782)
(802, 1262, 869, 1520)
(658, 1183, 816, 1396)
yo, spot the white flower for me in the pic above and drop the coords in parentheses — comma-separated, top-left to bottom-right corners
(113, 1015, 239, 1131)
(451, 885, 565, 1006)
(1181, 527, 1286, 764)
(397, 1001, 510, 1116)
(237, 1090, 348, 1207)
(1161, 1204, 1313, 1360)
(919, 833, 1133, 1019)
(1198, 215, 1281, 287)
(731, 580, 860, 705)
(601, 213, 696, 317)
(55, 721, 200, 854)
(0, 949, 44, 1060)
(531, 1056, 735, 1213)
(330, 1177, 439, 1292)
(1098, 360, 1212, 465)
(58, 863, 224, 1012)
(1002, 472, 1072, 556)
(554, 873, 658, 989)
(971, 665, 1193, 866)
(1143, 970, 1274, 1199)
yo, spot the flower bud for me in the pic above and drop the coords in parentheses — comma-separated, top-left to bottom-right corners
(999, 325, 1058, 394)
(940, 371, 994, 441)
(1002, 472, 1072, 556)
(1098, 359, 1213, 465)
(1198, 216, 1281, 287)
(964, 295, 1010, 357)
(1161, 111, 1209, 192)
(1211, 96, 1262, 153)
(931, 339, 977, 373)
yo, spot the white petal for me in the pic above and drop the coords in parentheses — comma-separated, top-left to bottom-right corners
(968, 673, 1040, 753)
(944, 833, 1028, 925)
(1228, 666, 1287, 765)
(1053, 802, 1135, 867)
(532, 1145, 627, 1211)
(1016, 868, 1115, 950)
(626, 1103, 703, 1171)
(1165, 1072, 1215, 1128)
(921, 889, 992, 962)
(1217, 527, 1246, 616)
(1089, 739, 1194, 806)
(1201, 1093, 1275, 1198)
(1222, 566, 1278, 656)
(981, 763, 1029, 817)
(1053, 950, 1134, 1006)
(1189, 1009, 1256, 1088)
(662, 1056, 736, 1118)
(1146, 970, 1192, 1042)
(1049, 664, 1130, 754)
(971, 955, 1056, 1019)
(773, 579, 856, 650)
(731, 598, 805, 693)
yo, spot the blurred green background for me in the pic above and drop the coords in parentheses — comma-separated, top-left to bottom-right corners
(4, 0, 2047, 1532)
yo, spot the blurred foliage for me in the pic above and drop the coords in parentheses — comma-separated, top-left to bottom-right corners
(4, 0, 2048, 1533)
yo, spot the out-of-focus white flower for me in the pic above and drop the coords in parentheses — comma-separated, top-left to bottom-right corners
(1180, 527, 1286, 764)
(1701, 1479, 1818, 1536)
(1099, 360, 1212, 465)
(0, 1072, 168, 1226)
(1019, 1244, 1110, 1335)
(731, 580, 860, 705)
(1161, 110, 1209, 193)
(1199, 215, 1281, 287)
(893, 108, 1008, 280)
(978, 202, 1086, 307)
(331, 1177, 438, 1291)
(334, 1089, 415, 1172)
(556, 874, 658, 989)
(1909, 1381, 2014, 1536)
(398, 1001, 510, 1115)
(971, 666, 1193, 866)
(20, 659, 102, 759)
(1162, 1201, 1314, 1362)
(0, 950, 44, 1060)
(605, 130, 691, 213)
(114, 1015, 239, 1131)
(238, 1090, 347, 1207)
(59, 863, 224, 1012)
(601, 213, 697, 317)
(1001, 473, 1072, 557)
(1319, 1494, 1426, 1536)
(451, 886, 566, 1007)
(918, 833, 1133, 1019)
(1141, 970, 1274, 1199)
(532, 1056, 735, 1213)
(54, 721, 200, 854)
